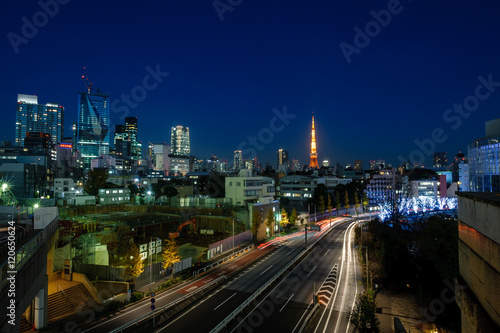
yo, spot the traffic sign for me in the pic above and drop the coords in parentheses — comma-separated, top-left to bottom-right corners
(151, 292, 155, 297)
(151, 298, 155, 303)
(151, 305, 155, 310)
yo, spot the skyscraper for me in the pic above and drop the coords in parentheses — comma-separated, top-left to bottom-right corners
(234, 150, 243, 171)
(170, 125, 190, 156)
(15, 94, 64, 147)
(309, 115, 319, 168)
(77, 90, 110, 168)
(125, 117, 142, 161)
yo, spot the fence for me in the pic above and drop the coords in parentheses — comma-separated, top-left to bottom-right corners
(207, 230, 252, 259)
(73, 257, 193, 290)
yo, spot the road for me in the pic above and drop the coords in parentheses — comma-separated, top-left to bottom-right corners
(153, 217, 351, 333)
(80, 244, 274, 333)
(228, 219, 361, 333)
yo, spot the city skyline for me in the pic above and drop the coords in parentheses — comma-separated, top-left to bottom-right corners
(2, 1, 500, 167)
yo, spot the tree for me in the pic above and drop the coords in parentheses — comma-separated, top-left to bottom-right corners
(84, 168, 108, 195)
(327, 193, 333, 222)
(162, 237, 181, 279)
(163, 186, 179, 198)
(266, 208, 275, 237)
(125, 243, 144, 290)
(290, 208, 298, 226)
(362, 193, 369, 212)
(344, 190, 350, 214)
(251, 209, 261, 240)
(318, 195, 325, 216)
(348, 291, 380, 333)
(355, 194, 361, 214)
(335, 191, 341, 216)
(280, 207, 290, 231)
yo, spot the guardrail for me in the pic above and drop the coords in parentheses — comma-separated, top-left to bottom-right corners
(209, 219, 349, 333)
(193, 244, 254, 277)
(109, 275, 227, 333)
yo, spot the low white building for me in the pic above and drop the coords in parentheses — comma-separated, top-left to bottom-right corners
(98, 187, 131, 205)
(54, 178, 80, 200)
(225, 169, 275, 207)
(278, 175, 325, 211)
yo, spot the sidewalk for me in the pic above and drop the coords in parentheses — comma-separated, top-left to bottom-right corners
(375, 289, 428, 332)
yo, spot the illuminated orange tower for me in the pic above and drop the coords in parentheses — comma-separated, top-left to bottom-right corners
(309, 114, 319, 168)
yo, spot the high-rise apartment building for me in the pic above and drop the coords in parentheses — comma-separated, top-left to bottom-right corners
(77, 90, 110, 168)
(170, 125, 190, 156)
(15, 94, 64, 147)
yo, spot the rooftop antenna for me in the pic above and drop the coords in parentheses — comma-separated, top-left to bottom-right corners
(82, 67, 93, 93)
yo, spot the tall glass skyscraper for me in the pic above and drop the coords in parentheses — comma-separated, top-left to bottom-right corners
(468, 118, 500, 192)
(170, 125, 190, 156)
(15, 94, 64, 147)
(77, 90, 110, 168)
(125, 117, 142, 161)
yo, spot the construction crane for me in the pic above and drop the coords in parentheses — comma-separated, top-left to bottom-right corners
(169, 218, 196, 238)
(81, 67, 92, 93)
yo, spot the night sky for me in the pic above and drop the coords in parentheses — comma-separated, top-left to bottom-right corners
(1, 0, 500, 168)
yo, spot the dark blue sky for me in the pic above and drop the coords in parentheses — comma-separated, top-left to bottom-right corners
(1, 0, 500, 168)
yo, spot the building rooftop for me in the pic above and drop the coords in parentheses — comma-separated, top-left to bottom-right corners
(457, 191, 500, 208)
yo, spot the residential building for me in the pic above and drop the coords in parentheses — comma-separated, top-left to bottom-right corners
(15, 94, 64, 147)
(468, 118, 500, 192)
(77, 90, 110, 169)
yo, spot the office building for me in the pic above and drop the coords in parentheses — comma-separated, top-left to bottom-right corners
(433, 152, 447, 168)
(170, 125, 190, 156)
(354, 160, 363, 171)
(468, 118, 500, 192)
(77, 90, 110, 168)
(277, 149, 288, 168)
(15, 94, 64, 147)
(125, 117, 142, 161)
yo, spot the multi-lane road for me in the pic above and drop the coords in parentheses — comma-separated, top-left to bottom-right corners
(81, 215, 365, 333)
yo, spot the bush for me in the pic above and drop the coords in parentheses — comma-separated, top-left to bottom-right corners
(130, 292, 144, 303)
(158, 277, 182, 291)
(107, 300, 124, 312)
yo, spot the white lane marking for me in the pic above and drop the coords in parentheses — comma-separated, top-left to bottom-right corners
(286, 248, 296, 256)
(259, 266, 272, 276)
(333, 224, 355, 333)
(214, 292, 237, 310)
(279, 294, 295, 312)
(323, 249, 330, 257)
(307, 266, 317, 277)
